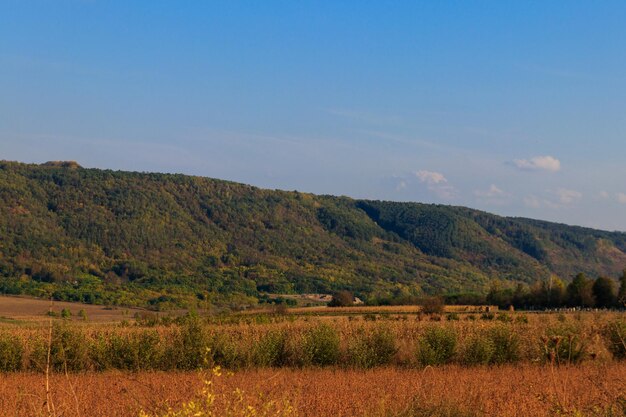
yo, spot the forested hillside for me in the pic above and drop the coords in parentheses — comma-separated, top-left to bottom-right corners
(1, 161, 624, 308)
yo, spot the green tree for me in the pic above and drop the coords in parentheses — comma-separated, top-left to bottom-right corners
(592, 277, 617, 308)
(566, 273, 595, 307)
(618, 270, 626, 308)
(545, 275, 566, 308)
(328, 291, 354, 307)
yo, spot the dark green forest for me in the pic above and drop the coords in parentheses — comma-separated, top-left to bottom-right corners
(1, 161, 625, 309)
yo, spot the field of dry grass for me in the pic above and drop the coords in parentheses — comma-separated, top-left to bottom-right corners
(0, 297, 624, 416)
(0, 295, 149, 324)
(1, 364, 625, 417)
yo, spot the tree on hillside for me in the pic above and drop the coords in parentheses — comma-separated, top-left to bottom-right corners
(567, 273, 595, 308)
(617, 270, 626, 308)
(420, 296, 445, 314)
(592, 277, 617, 308)
(328, 291, 354, 307)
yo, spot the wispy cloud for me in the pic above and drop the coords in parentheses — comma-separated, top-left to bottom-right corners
(473, 184, 512, 205)
(556, 188, 583, 205)
(523, 188, 582, 209)
(415, 170, 456, 199)
(474, 184, 505, 198)
(617, 193, 626, 204)
(512, 155, 561, 172)
(415, 170, 447, 185)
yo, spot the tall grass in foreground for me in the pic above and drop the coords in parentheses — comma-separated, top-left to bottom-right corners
(3, 365, 625, 416)
(0, 313, 624, 372)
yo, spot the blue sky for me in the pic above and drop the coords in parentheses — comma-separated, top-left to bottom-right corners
(2, 1, 626, 231)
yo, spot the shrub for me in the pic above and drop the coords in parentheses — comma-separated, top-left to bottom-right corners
(300, 323, 340, 366)
(488, 325, 521, 364)
(328, 291, 354, 307)
(166, 319, 212, 370)
(421, 296, 445, 315)
(209, 332, 240, 369)
(0, 335, 23, 372)
(542, 325, 586, 365)
(45, 324, 91, 371)
(348, 327, 397, 368)
(495, 313, 512, 323)
(446, 313, 459, 321)
(461, 326, 520, 366)
(254, 330, 289, 367)
(417, 326, 457, 366)
(515, 314, 529, 324)
(481, 312, 495, 321)
(462, 333, 494, 366)
(605, 319, 626, 360)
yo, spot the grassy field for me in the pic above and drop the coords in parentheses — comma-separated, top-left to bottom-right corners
(0, 296, 624, 416)
(0, 295, 150, 324)
(2, 364, 625, 416)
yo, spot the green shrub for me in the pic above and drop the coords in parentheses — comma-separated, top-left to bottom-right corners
(461, 325, 520, 366)
(47, 324, 91, 371)
(348, 327, 397, 368)
(253, 330, 289, 367)
(605, 319, 626, 360)
(166, 319, 211, 370)
(0, 335, 23, 372)
(300, 323, 340, 366)
(488, 325, 521, 364)
(461, 333, 494, 366)
(495, 313, 512, 323)
(208, 332, 240, 369)
(542, 325, 586, 365)
(417, 326, 457, 366)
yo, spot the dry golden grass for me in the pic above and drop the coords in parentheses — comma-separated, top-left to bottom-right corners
(252, 304, 489, 315)
(0, 295, 149, 325)
(1, 364, 625, 417)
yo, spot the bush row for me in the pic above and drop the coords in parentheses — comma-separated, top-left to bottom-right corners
(0, 318, 625, 373)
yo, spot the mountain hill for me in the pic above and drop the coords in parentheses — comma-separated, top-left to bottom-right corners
(1, 161, 625, 307)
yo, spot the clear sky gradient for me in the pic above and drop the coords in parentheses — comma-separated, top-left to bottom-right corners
(2, 1, 626, 230)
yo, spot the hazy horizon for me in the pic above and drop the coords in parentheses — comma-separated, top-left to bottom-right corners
(2, 2, 626, 231)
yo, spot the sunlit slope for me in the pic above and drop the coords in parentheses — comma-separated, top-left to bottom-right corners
(1, 161, 624, 302)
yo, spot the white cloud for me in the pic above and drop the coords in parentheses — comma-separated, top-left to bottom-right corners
(599, 191, 610, 199)
(415, 170, 447, 185)
(556, 188, 582, 205)
(474, 184, 505, 198)
(414, 170, 456, 199)
(395, 180, 407, 191)
(513, 155, 561, 172)
(617, 193, 626, 204)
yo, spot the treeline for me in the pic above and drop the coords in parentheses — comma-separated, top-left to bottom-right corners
(485, 271, 626, 310)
